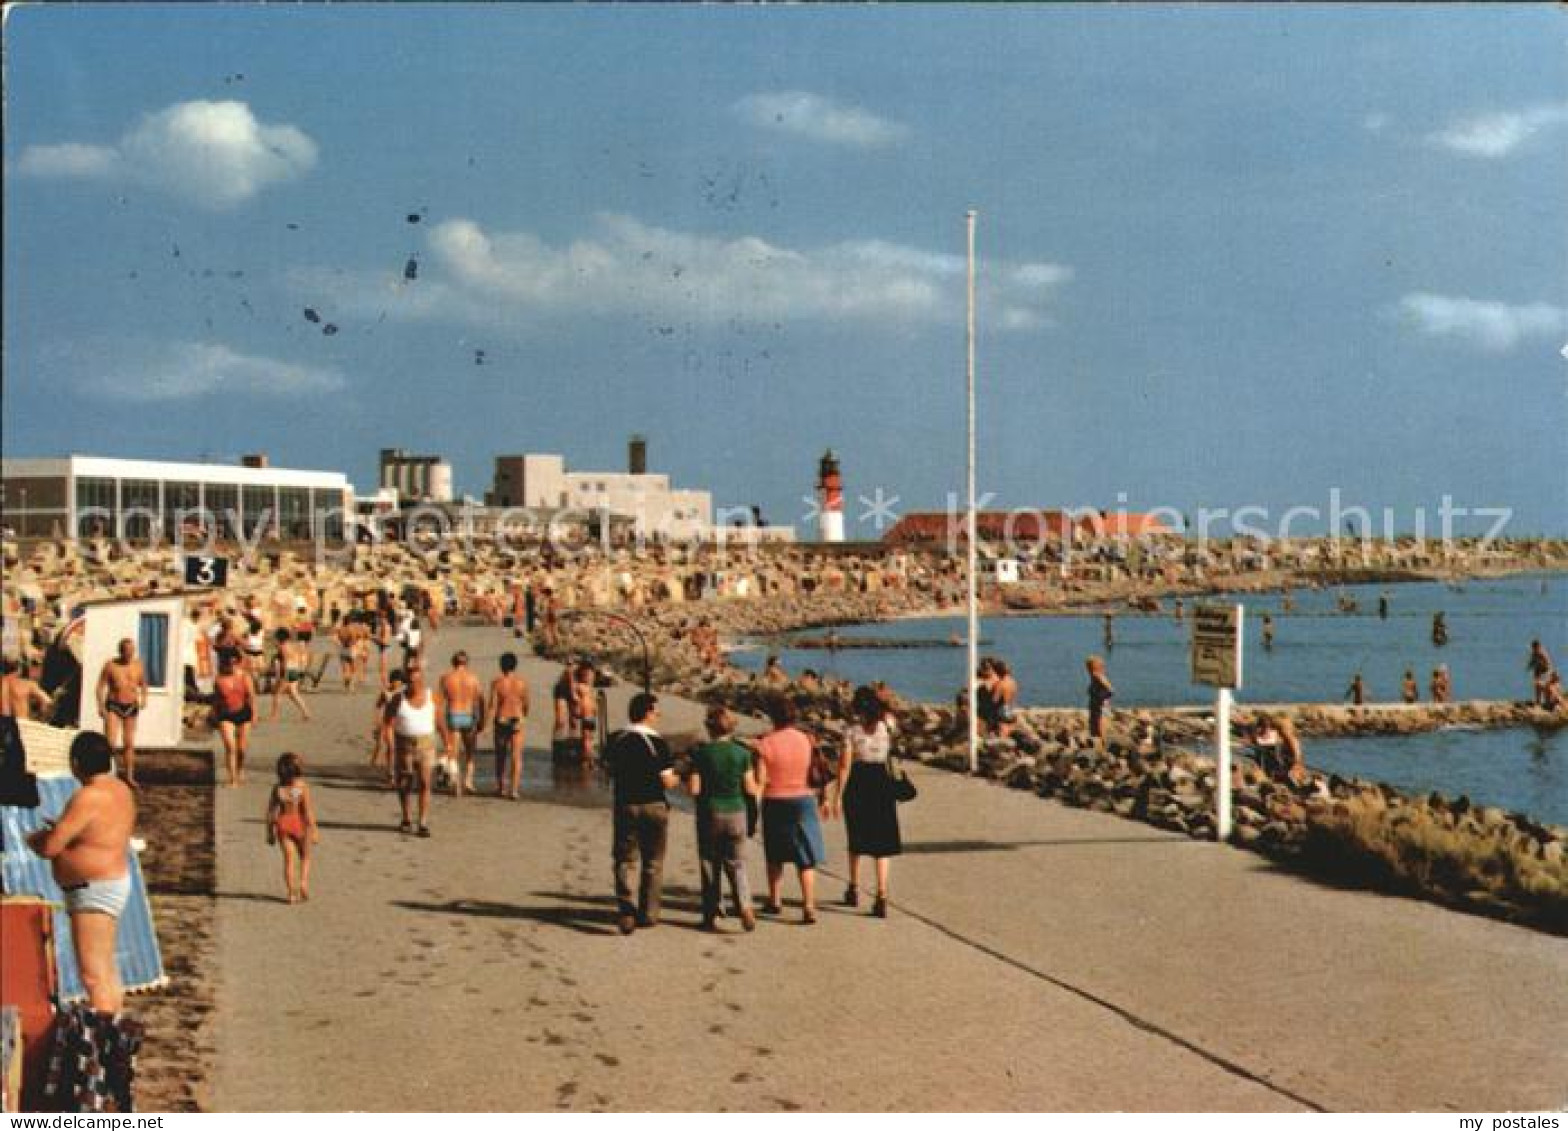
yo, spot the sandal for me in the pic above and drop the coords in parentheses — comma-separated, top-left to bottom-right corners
(398, 819, 413, 834)
(842, 885, 859, 908)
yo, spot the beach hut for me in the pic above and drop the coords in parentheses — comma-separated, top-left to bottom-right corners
(76, 594, 187, 748)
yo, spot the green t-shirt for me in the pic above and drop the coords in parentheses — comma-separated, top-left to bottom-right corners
(692, 739, 752, 815)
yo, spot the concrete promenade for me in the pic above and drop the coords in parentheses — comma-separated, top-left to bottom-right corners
(209, 624, 1567, 1111)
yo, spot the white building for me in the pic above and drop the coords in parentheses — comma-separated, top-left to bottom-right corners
(488, 446, 714, 542)
(0, 455, 352, 541)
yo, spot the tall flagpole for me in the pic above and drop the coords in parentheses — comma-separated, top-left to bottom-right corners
(966, 209, 979, 775)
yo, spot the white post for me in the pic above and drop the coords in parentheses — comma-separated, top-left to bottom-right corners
(965, 209, 980, 775)
(1216, 686, 1233, 842)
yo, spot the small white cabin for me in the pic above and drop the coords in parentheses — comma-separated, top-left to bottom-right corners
(979, 558, 1022, 585)
(78, 595, 188, 749)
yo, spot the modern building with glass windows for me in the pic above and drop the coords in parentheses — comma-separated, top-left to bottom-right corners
(0, 455, 353, 541)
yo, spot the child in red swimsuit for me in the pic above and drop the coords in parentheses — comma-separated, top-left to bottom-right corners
(266, 752, 319, 904)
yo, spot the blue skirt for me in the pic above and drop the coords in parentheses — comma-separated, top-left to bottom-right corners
(762, 796, 827, 869)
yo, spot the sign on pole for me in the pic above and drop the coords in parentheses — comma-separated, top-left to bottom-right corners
(183, 554, 229, 589)
(1191, 604, 1243, 689)
(1192, 603, 1244, 842)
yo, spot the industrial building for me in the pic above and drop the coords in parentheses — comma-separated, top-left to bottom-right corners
(378, 448, 453, 504)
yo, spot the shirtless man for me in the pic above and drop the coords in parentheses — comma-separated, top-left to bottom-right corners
(97, 639, 147, 788)
(487, 653, 530, 799)
(27, 732, 136, 1015)
(334, 617, 367, 692)
(1, 657, 53, 721)
(438, 651, 485, 796)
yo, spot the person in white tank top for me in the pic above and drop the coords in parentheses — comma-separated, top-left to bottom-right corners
(386, 662, 437, 836)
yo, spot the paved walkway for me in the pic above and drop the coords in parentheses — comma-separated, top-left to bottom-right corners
(209, 625, 1567, 1111)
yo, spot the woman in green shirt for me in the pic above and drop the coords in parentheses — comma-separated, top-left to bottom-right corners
(687, 705, 759, 933)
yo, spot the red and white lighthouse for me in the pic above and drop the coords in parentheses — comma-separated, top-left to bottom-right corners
(816, 449, 844, 543)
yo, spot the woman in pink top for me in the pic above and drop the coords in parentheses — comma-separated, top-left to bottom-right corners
(755, 695, 828, 924)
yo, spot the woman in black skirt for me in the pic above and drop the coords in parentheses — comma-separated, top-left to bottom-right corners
(836, 685, 902, 917)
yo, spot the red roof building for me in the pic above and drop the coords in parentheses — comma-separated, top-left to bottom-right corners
(883, 509, 1175, 546)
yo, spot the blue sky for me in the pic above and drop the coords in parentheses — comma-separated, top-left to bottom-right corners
(4, 5, 1565, 535)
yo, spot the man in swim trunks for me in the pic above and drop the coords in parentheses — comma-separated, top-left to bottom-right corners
(96, 639, 147, 788)
(438, 651, 485, 796)
(487, 652, 530, 799)
(27, 731, 136, 1015)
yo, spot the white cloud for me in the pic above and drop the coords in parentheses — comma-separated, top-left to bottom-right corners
(733, 91, 909, 148)
(1361, 111, 1391, 135)
(16, 99, 317, 208)
(1392, 293, 1567, 353)
(16, 143, 119, 178)
(70, 341, 345, 401)
(1426, 102, 1568, 158)
(330, 213, 1068, 334)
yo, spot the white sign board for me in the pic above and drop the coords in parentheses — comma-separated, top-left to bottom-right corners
(1191, 603, 1244, 689)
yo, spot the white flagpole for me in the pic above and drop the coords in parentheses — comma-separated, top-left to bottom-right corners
(966, 209, 980, 775)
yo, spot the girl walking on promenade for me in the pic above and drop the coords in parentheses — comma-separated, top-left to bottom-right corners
(266, 752, 319, 904)
(837, 686, 902, 918)
(687, 706, 758, 933)
(755, 696, 827, 924)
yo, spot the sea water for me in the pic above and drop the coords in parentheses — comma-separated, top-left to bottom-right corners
(734, 574, 1568, 822)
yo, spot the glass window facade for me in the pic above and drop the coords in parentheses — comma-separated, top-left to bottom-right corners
(204, 484, 241, 540)
(312, 488, 345, 541)
(163, 481, 201, 540)
(75, 477, 117, 537)
(121, 479, 160, 540)
(242, 485, 276, 539)
(279, 487, 311, 540)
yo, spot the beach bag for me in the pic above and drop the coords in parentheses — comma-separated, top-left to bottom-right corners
(887, 753, 918, 803)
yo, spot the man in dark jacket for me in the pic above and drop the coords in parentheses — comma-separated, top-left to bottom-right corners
(603, 692, 677, 934)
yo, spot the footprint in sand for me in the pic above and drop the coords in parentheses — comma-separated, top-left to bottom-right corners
(571, 1011, 593, 1024)
(707, 1023, 726, 1035)
(752, 1046, 774, 1058)
(731, 1071, 752, 1084)
(528, 995, 549, 1008)
(593, 1053, 619, 1068)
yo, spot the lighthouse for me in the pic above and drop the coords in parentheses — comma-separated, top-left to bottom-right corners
(816, 449, 845, 543)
